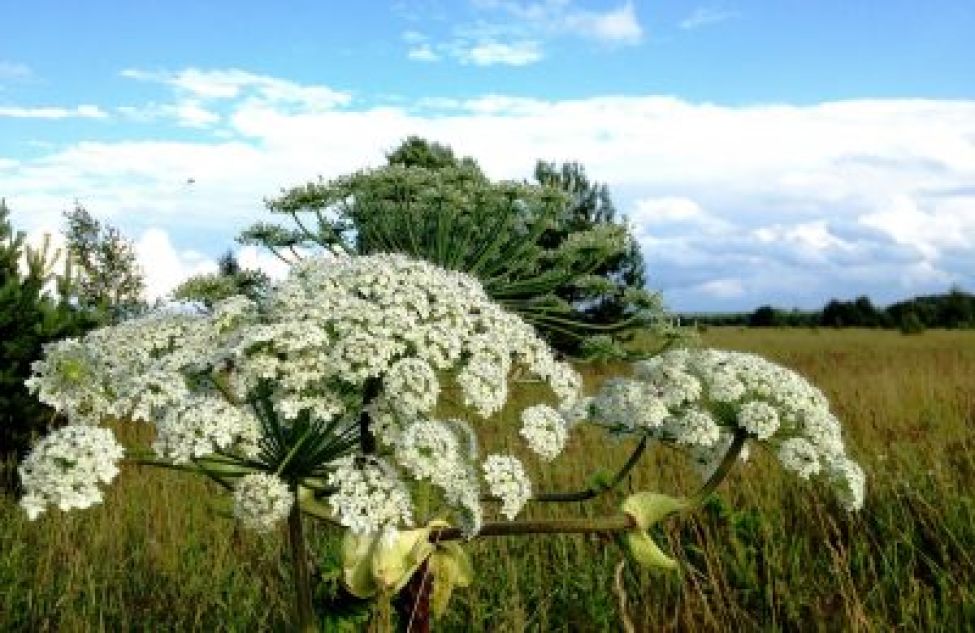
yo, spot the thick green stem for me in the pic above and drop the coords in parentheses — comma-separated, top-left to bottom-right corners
(692, 428, 748, 505)
(288, 502, 316, 633)
(430, 514, 635, 542)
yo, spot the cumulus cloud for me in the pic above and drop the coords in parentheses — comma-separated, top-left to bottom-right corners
(4, 69, 975, 310)
(135, 228, 218, 299)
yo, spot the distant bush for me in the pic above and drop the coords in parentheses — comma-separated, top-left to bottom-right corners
(898, 311, 926, 335)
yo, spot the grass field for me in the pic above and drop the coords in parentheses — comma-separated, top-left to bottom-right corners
(2, 328, 974, 631)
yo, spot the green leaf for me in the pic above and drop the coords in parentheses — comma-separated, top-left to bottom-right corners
(370, 527, 434, 594)
(341, 533, 378, 599)
(340, 524, 439, 599)
(620, 492, 688, 570)
(428, 542, 473, 619)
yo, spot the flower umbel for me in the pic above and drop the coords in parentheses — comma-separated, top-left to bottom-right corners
(233, 472, 294, 532)
(589, 348, 865, 510)
(18, 425, 125, 520)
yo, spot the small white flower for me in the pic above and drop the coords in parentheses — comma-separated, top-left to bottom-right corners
(777, 438, 822, 479)
(669, 408, 721, 447)
(383, 358, 439, 417)
(825, 456, 866, 511)
(482, 455, 532, 520)
(233, 472, 293, 532)
(520, 405, 568, 461)
(591, 378, 667, 430)
(327, 455, 414, 536)
(737, 401, 780, 440)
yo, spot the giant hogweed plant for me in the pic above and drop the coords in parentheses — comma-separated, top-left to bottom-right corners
(20, 254, 864, 631)
(239, 164, 667, 357)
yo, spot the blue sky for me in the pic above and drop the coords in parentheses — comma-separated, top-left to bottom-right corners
(1, 0, 974, 310)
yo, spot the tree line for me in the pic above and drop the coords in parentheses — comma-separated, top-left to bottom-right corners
(684, 289, 975, 332)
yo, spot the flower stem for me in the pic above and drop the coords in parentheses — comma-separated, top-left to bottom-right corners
(692, 428, 748, 505)
(532, 436, 648, 503)
(287, 502, 316, 633)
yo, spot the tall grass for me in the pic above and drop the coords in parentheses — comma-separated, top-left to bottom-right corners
(2, 328, 973, 631)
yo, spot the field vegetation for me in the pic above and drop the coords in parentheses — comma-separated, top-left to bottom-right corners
(2, 328, 973, 631)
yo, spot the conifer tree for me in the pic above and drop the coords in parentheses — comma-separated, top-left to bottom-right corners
(0, 200, 94, 489)
(171, 250, 270, 308)
(63, 203, 145, 323)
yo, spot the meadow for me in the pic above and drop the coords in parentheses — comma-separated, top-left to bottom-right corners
(2, 328, 973, 631)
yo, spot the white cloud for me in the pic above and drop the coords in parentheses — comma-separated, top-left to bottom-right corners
(407, 45, 441, 62)
(680, 7, 736, 30)
(0, 105, 108, 119)
(695, 278, 745, 299)
(236, 244, 291, 281)
(630, 196, 730, 233)
(414, 1, 643, 65)
(121, 68, 352, 112)
(563, 1, 642, 44)
(118, 100, 220, 128)
(135, 228, 217, 299)
(5, 69, 975, 310)
(462, 40, 543, 66)
(471, 0, 643, 43)
(859, 194, 974, 258)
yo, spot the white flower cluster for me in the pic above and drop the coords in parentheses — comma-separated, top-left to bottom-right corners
(24, 254, 584, 533)
(482, 455, 532, 520)
(327, 455, 415, 536)
(27, 310, 218, 427)
(233, 472, 294, 532)
(519, 405, 569, 461)
(394, 418, 483, 534)
(152, 394, 261, 464)
(18, 425, 125, 520)
(588, 349, 865, 510)
(383, 358, 439, 418)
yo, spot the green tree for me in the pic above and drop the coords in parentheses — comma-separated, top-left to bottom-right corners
(63, 203, 145, 322)
(172, 250, 270, 308)
(239, 137, 663, 356)
(0, 199, 96, 489)
(748, 305, 785, 327)
(533, 160, 648, 329)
